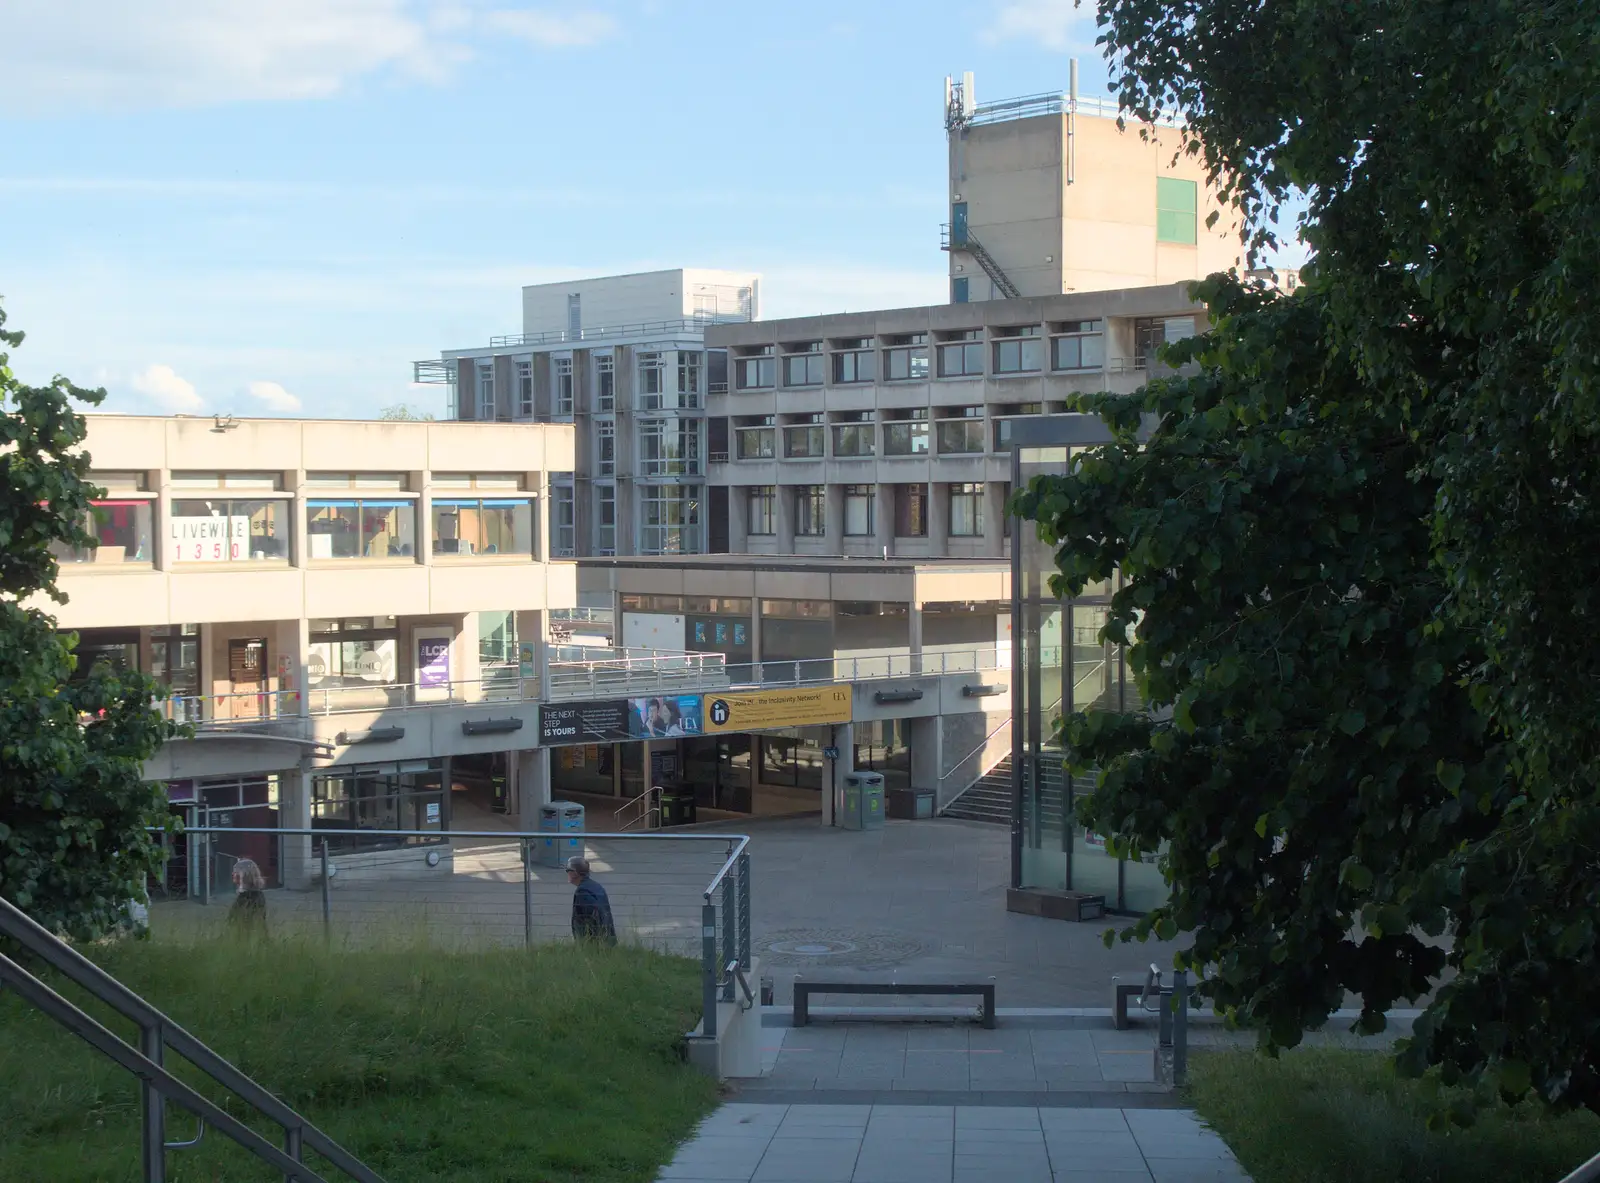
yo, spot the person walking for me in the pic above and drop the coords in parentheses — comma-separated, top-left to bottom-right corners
(566, 856, 616, 945)
(227, 857, 268, 938)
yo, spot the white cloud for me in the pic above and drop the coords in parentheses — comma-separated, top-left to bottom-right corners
(131, 365, 203, 411)
(247, 380, 303, 412)
(483, 8, 618, 47)
(0, 1, 618, 113)
(984, 0, 1095, 50)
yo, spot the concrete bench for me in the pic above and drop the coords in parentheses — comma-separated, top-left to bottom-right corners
(793, 979, 997, 1029)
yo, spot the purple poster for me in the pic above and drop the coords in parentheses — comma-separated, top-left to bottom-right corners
(417, 637, 451, 688)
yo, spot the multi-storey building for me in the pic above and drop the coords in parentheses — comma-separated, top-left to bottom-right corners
(941, 71, 1241, 300)
(416, 268, 760, 558)
(702, 281, 1205, 559)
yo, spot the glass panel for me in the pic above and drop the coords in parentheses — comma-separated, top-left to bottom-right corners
(171, 499, 286, 563)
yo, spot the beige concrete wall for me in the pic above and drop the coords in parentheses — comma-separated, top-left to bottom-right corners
(521, 268, 761, 336)
(952, 115, 1065, 299)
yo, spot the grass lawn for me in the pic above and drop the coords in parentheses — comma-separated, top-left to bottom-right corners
(0, 935, 720, 1182)
(1188, 1046, 1600, 1183)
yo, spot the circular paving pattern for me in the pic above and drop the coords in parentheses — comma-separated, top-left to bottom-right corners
(761, 928, 924, 969)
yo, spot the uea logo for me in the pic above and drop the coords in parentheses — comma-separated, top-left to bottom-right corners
(709, 698, 731, 726)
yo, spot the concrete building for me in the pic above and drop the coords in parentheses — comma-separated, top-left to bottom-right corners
(942, 71, 1241, 301)
(702, 281, 1205, 559)
(416, 268, 761, 559)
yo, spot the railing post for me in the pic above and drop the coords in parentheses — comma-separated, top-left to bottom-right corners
(1173, 970, 1189, 1086)
(522, 838, 534, 949)
(701, 902, 719, 1040)
(319, 841, 331, 940)
(737, 852, 751, 972)
(140, 1019, 165, 1182)
(283, 1125, 302, 1182)
(720, 875, 736, 1002)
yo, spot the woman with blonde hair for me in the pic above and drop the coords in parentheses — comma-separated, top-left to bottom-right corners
(227, 857, 267, 937)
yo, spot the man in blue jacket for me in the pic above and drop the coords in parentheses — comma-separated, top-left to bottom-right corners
(567, 856, 617, 944)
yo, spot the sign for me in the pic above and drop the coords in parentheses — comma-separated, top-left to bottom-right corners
(519, 640, 538, 680)
(171, 515, 248, 562)
(823, 746, 840, 760)
(704, 685, 852, 734)
(540, 694, 704, 746)
(426, 802, 441, 823)
(417, 637, 451, 688)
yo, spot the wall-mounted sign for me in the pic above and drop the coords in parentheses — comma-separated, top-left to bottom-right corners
(170, 515, 248, 562)
(704, 685, 852, 734)
(417, 637, 451, 689)
(539, 694, 703, 747)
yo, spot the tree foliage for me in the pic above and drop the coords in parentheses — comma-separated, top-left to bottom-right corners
(378, 402, 434, 421)
(1015, 0, 1600, 1115)
(0, 301, 179, 939)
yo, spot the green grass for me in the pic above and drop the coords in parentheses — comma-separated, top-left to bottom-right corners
(0, 934, 720, 1182)
(1187, 1047, 1600, 1183)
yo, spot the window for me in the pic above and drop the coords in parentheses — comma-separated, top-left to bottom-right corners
(307, 499, 416, 559)
(883, 409, 930, 456)
(784, 416, 825, 458)
(596, 421, 616, 476)
(952, 277, 969, 303)
(307, 617, 399, 697)
(567, 293, 582, 336)
(639, 485, 700, 555)
(596, 485, 616, 554)
(708, 349, 729, 394)
(894, 484, 928, 537)
(1157, 176, 1198, 245)
(312, 762, 444, 852)
(551, 357, 573, 415)
(552, 485, 575, 556)
(1134, 316, 1199, 368)
(736, 419, 776, 459)
(639, 418, 701, 476)
(794, 486, 826, 536)
(761, 732, 824, 790)
(735, 347, 775, 390)
(1052, 320, 1105, 371)
(833, 414, 874, 457)
(833, 342, 875, 384)
(937, 331, 984, 377)
(783, 344, 824, 387)
(677, 351, 702, 405)
(638, 351, 665, 407)
(747, 486, 776, 535)
(994, 404, 1043, 451)
(476, 362, 494, 419)
(595, 354, 615, 411)
(170, 500, 288, 562)
(844, 485, 874, 536)
(52, 500, 155, 564)
(993, 326, 1043, 373)
(936, 409, 986, 454)
(949, 483, 984, 536)
(431, 498, 536, 556)
(516, 360, 533, 417)
(884, 333, 930, 381)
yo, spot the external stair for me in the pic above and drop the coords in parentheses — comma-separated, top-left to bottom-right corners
(940, 754, 1073, 828)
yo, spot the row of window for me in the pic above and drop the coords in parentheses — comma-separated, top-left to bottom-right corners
(472, 350, 718, 419)
(548, 484, 702, 558)
(55, 496, 540, 566)
(731, 410, 1021, 460)
(745, 483, 996, 539)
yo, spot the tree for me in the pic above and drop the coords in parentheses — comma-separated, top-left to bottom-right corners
(378, 402, 434, 421)
(0, 301, 179, 939)
(1013, 0, 1600, 1114)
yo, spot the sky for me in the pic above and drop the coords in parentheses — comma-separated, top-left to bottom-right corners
(0, 0, 1298, 421)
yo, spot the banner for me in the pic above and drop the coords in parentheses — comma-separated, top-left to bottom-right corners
(704, 685, 852, 733)
(539, 694, 703, 747)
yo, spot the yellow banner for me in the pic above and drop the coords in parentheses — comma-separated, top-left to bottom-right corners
(704, 685, 853, 733)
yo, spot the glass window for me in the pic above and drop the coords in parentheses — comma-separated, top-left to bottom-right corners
(596, 485, 616, 554)
(639, 418, 702, 477)
(949, 483, 985, 536)
(171, 499, 288, 562)
(783, 352, 824, 386)
(553, 357, 574, 415)
(844, 485, 874, 536)
(761, 732, 824, 789)
(516, 360, 533, 417)
(748, 487, 776, 535)
(794, 486, 825, 536)
(677, 351, 702, 404)
(885, 343, 930, 381)
(936, 415, 986, 454)
(993, 328, 1043, 374)
(884, 411, 930, 456)
(1157, 176, 1198, 245)
(597, 421, 615, 476)
(595, 354, 615, 411)
(639, 485, 700, 555)
(476, 362, 494, 419)
(833, 421, 875, 457)
(736, 356, 776, 390)
(311, 762, 445, 852)
(307, 500, 416, 559)
(894, 484, 927, 537)
(833, 349, 875, 383)
(1052, 329, 1105, 371)
(938, 338, 984, 377)
(1134, 316, 1198, 368)
(51, 500, 155, 564)
(852, 718, 911, 792)
(552, 485, 575, 557)
(784, 421, 825, 458)
(431, 498, 536, 556)
(736, 426, 776, 459)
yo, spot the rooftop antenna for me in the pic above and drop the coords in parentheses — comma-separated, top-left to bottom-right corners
(1067, 58, 1079, 185)
(945, 71, 976, 132)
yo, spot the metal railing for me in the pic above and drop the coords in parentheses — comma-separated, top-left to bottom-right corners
(967, 90, 1184, 130)
(617, 786, 662, 831)
(170, 825, 750, 1040)
(487, 316, 746, 349)
(0, 893, 385, 1183)
(550, 606, 615, 626)
(937, 714, 1014, 799)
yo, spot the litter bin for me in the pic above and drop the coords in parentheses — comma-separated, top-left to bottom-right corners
(538, 801, 585, 867)
(660, 793, 698, 827)
(841, 772, 886, 831)
(886, 786, 935, 820)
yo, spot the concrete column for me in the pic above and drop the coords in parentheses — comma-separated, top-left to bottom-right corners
(750, 602, 763, 664)
(290, 467, 308, 568)
(984, 481, 1008, 558)
(823, 483, 844, 556)
(455, 613, 481, 700)
(776, 483, 796, 554)
(873, 483, 894, 557)
(280, 768, 315, 890)
(418, 469, 434, 567)
(928, 482, 949, 555)
(909, 602, 924, 670)
(151, 466, 171, 572)
(516, 748, 551, 818)
(909, 715, 940, 792)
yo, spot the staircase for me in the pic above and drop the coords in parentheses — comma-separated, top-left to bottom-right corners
(941, 754, 1075, 830)
(963, 234, 1023, 299)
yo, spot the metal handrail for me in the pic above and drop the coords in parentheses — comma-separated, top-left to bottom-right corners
(486, 316, 746, 349)
(0, 894, 384, 1183)
(1557, 1151, 1600, 1183)
(937, 714, 1014, 789)
(726, 960, 755, 1010)
(617, 785, 662, 832)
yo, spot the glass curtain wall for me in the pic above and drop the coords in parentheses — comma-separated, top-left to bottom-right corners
(1012, 426, 1166, 913)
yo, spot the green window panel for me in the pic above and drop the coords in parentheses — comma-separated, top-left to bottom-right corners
(1156, 176, 1198, 245)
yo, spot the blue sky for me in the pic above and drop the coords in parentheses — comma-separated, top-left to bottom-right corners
(0, 0, 1292, 420)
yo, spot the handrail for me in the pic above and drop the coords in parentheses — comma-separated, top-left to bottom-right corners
(617, 785, 661, 832)
(0, 894, 384, 1183)
(703, 836, 753, 902)
(937, 713, 1014, 788)
(1556, 1150, 1600, 1183)
(726, 960, 755, 1010)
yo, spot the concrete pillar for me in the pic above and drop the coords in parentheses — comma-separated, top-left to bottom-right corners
(984, 482, 1008, 558)
(909, 715, 940, 792)
(280, 768, 315, 890)
(418, 468, 435, 566)
(455, 613, 481, 700)
(517, 748, 551, 818)
(909, 602, 925, 672)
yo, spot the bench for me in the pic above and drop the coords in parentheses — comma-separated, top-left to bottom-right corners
(792, 979, 996, 1029)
